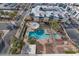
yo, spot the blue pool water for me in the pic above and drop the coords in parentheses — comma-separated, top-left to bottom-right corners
(28, 29, 50, 40)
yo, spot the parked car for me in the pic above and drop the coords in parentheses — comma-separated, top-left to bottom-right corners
(7, 25, 14, 30)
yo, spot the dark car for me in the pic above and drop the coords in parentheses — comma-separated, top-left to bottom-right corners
(7, 25, 13, 30)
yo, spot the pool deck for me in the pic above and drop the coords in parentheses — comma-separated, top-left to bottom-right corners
(37, 38, 54, 45)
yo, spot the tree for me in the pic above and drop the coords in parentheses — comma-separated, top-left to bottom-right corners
(5, 12, 9, 15)
(0, 31, 3, 39)
(50, 20, 60, 31)
(9, 12, 17, 18)
(0, 10, 4, 15)
(36, 42, 42, 46)
(9, 36, 24, 54)
(28, 38, 36, 44)
(0, 11, 8, 18)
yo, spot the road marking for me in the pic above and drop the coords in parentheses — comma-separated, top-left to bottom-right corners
(2, 30, 9, 39)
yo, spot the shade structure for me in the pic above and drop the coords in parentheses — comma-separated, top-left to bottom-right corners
(30, 22, 40, 29)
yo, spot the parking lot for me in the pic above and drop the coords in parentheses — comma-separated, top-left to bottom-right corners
(62, 20, 79, 29)
(0, 3, 19, 10)
(66, 29, 79, 45)
(62, 20, 79, 46)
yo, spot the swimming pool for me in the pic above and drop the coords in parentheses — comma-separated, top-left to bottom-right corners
(28, 29, 50, 40)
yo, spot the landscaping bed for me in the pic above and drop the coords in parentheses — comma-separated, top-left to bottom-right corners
(28, 38, 44, 54)
(9, 36, 25, 54)
(0, 31, 4, 39)
(36, 44, 43, 54)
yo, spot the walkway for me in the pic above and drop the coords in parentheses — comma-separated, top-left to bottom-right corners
(43, 44, 46, 54)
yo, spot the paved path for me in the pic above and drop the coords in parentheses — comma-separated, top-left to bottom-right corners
(2, 30, 9, 39)
(43, 44, 46, 54)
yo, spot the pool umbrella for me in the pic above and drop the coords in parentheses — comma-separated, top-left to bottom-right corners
(30, 22, 40, 29)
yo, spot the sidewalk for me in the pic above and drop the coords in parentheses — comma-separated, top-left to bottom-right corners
(0, 21, 15, 23)
(43, 44, 46, 54)
(2, 30, 9, 39)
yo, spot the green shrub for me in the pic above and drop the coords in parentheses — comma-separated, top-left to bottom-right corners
(64, 50, 76, 54)
(9, 37, 24, 54)
(36, 42, 42, 46)
(28, 39, 36, 44)
(49, 20, 60, 30)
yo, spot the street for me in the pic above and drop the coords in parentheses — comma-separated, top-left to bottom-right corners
(0, 3, 32, 54)
(1, 29, 17, 54)
(0, 23, 10, 30)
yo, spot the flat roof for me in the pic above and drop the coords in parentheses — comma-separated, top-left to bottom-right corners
(31, 4, 79, 20)
(21, 44, 36, 54)
(29, 45, 36, 54)
(0, 3, 18, 10)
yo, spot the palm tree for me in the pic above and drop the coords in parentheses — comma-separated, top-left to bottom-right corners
(10, 37, 24, 54)
(0, 11, 9, 19)
(50, 20, 60, 31)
